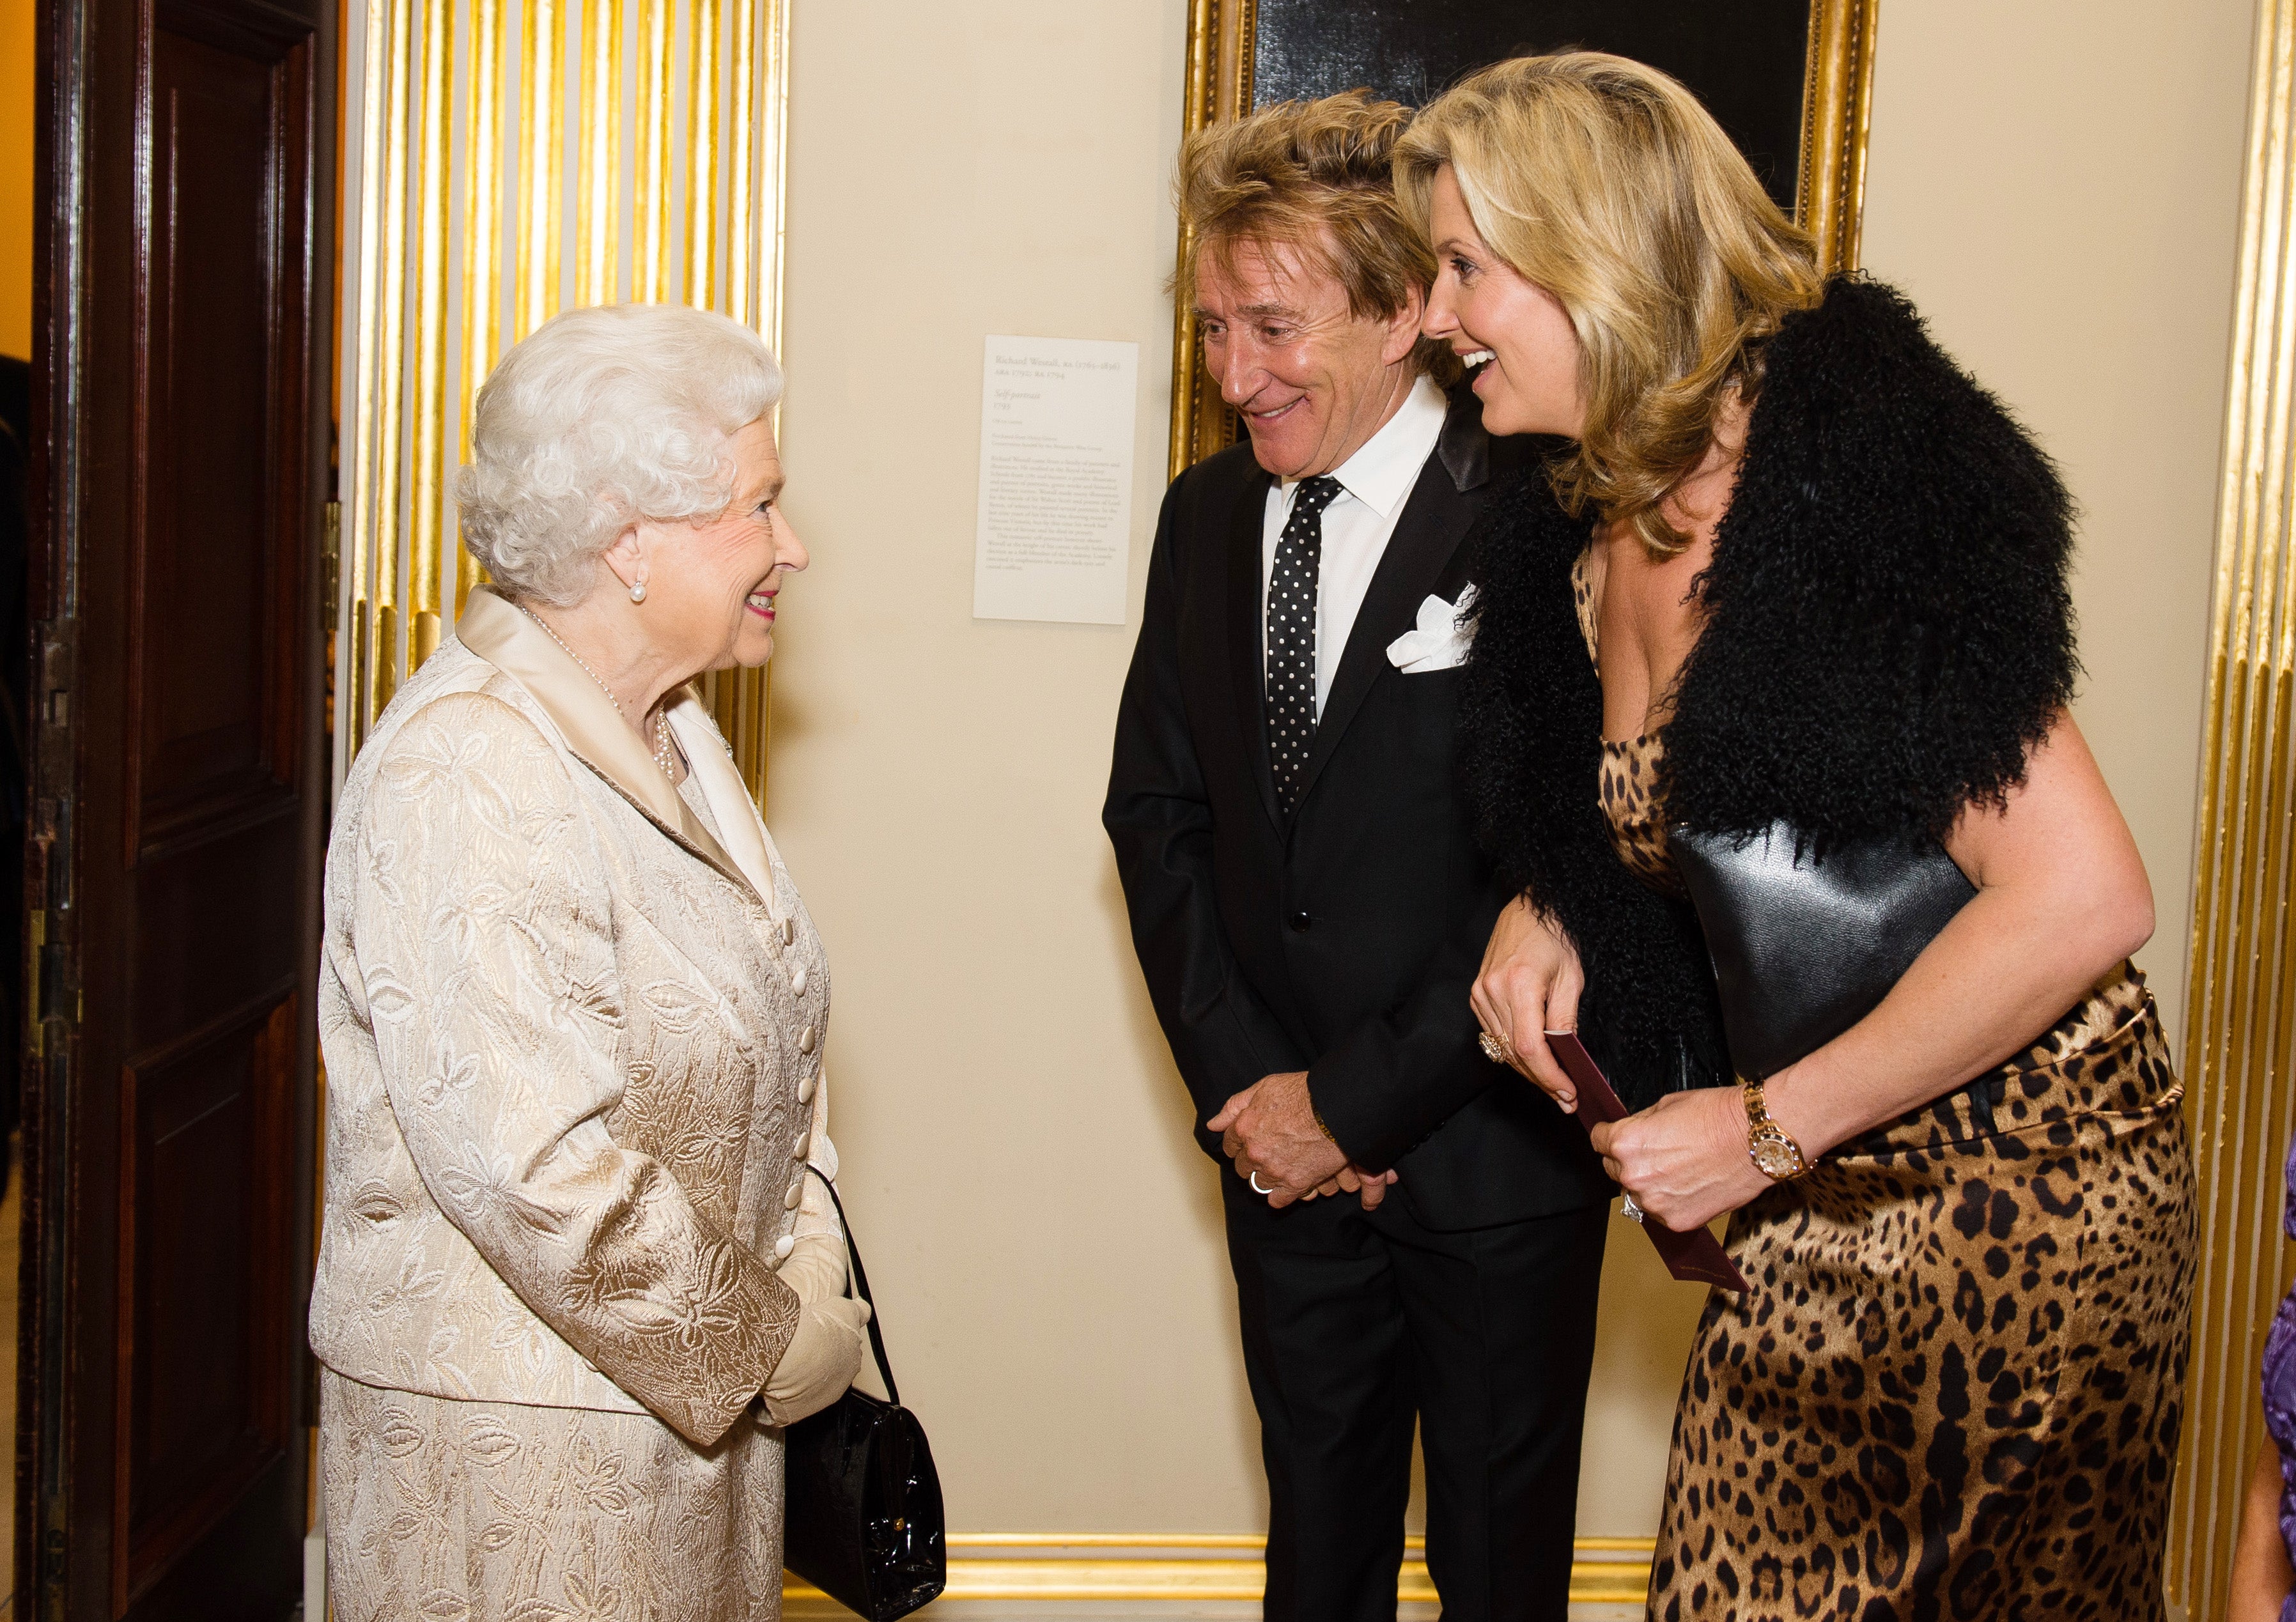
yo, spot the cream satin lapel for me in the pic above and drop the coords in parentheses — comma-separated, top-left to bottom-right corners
(582, 761, 759, 907)
(455, 587, 762, 903)
(669, 699, 780, 916)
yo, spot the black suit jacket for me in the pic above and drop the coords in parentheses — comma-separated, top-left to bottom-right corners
(1104, 391, 1610, 1232)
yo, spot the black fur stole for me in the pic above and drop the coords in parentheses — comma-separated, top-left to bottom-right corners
(1454, 462, 1728, 1109)
(1666, 277, 2079, 844)
(1456, 277, 2079, 1106)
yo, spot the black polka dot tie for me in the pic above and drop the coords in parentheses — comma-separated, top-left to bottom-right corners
(1268, 474, 1342, 817)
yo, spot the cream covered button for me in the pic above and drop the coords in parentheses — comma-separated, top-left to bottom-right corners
(781, 916, 795, 946)
(789, 963, 809, 996)
(798, 1025, 817, 1054)
(784, 1181, 804, 1210)
(796, 1077, 815, 1104)
(773, 1234, 795, 1262)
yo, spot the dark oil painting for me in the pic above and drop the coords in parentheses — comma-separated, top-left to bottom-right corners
(1252, 0, 1813, 210)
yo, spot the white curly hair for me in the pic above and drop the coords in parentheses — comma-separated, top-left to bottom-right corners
(455, 303, 784, 606)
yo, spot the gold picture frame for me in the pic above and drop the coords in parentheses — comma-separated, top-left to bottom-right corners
(1167, 0, 1879, 477)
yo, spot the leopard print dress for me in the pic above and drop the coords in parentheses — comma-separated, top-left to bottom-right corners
(1574, 551, 2199, 1622)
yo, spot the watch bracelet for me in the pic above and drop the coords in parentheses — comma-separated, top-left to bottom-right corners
(1741, 1077, 1812, 1180)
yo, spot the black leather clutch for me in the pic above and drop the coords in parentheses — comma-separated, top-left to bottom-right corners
(1671, 822, 1976, 1081)
(782, 1170, 946, 1621)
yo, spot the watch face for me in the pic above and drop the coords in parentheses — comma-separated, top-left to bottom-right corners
(1750, 1133, 1802, 1180)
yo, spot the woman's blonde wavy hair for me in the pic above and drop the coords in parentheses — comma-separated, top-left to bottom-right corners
(1395, 52, 1824, 556)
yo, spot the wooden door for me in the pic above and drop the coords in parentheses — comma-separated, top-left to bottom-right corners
(22, 0, 332, 1605)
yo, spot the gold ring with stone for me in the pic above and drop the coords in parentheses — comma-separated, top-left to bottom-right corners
(1479, 1031, 1509, 1063)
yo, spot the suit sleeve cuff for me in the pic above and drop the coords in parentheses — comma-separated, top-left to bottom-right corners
(1307, 1018, 1496, 1174)
(1304, 1046, 1384, 1170)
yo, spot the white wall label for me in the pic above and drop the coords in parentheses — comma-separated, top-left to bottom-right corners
(973, 335, 1139, 625)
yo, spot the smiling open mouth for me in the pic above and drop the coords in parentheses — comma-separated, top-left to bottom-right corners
(1459, 348, 1494, 369)
(1246, 398, 1303, 423)
(746, 591, 775, 617)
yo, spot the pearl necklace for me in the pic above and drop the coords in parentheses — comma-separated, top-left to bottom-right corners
(518, 605, 679, 783)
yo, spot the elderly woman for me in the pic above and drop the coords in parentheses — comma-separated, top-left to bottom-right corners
(308, 302, 865, 1620)
(1404, 54, 2198, 1620)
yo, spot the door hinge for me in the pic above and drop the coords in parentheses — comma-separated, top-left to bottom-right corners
(35, 622, 74, 736)
(27, 622, 78, 1063)
(26, 911, 42, 1061)
(22, 906, 68, 1061)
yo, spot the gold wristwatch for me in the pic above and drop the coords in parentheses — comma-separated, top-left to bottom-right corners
(1741, 1079, 1810, 1181)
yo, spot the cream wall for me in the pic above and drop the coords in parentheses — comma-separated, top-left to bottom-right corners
(766, 0, 2254, 1538)
(769, 1, 1257, 1530)
(1859, 0, 2254, 1044)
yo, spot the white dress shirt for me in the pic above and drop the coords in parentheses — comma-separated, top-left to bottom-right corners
(1262, 374, 1449, 718)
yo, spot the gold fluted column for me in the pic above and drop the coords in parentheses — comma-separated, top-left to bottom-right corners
(408, 0, 452, 669)
(725, 0, 756, 327)
(705, 0, 779, 801)
(747, 0, 786, 344)
(369, 0, 414, 719)
(574, 0, 622, 306)
(456, 0, 506, 616)
(337, 0, 790, 804)
(634, 0, 674, 302)
(514, 0, 566, 339)
(685, 0, 720, 308)
(343, 0, 394, 755)
(2169, 3, 2296, 1616)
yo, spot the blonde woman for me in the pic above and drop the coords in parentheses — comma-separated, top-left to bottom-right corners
(1400, 54, 2196, 1620)
(309, 304, 867, 1620)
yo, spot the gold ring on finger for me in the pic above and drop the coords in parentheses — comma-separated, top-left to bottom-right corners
(1478, 1031, 1509, 1063)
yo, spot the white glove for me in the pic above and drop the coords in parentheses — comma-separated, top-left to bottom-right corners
(774, 1232, 850, 1310)
(761, 1233, 871, 1426)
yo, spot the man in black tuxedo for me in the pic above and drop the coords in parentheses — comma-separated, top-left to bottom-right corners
(1103, 94, 1611, 1622)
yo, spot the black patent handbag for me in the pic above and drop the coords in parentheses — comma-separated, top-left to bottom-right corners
(1671, 821, 1976, 1081)
(782, 1168, 946, 1621)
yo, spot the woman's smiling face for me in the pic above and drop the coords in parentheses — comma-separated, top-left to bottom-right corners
(630, 417, 808, 672)
(1422, 164, 1588, 440)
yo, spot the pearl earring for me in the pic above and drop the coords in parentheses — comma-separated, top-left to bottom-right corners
(629, 580, 648, 603)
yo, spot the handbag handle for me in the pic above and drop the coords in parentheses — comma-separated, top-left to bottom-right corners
(802, 1164, 900, 1408)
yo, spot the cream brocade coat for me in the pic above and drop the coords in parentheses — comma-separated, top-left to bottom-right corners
(310, 588, 839, 1622)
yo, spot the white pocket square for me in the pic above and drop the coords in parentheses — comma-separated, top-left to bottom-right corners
(1386, 585, 1477, 673)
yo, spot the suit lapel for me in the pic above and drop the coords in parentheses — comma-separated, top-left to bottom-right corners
(1292, 450, 1477, 813)
(1223, 466, 1282, 831)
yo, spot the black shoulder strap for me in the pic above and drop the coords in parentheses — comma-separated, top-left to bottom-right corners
(802, 1164, 898, 1408)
